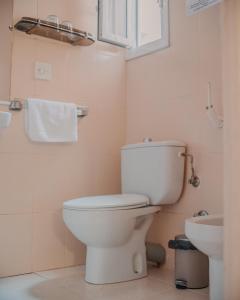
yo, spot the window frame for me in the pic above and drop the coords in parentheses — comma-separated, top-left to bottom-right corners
(97, 0, 170, 60)
(98, 0, 134, 48)
(126, 0, 170, 60)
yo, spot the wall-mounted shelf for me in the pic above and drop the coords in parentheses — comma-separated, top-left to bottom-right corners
(14, 17, 95, 46)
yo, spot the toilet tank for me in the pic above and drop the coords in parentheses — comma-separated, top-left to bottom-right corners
(121, 140, 186, 205)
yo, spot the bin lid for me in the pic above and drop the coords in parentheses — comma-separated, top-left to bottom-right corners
(175, 234, 189, 241)
(168, 234, 197, 250)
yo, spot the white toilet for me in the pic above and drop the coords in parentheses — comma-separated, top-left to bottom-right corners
(63, 140, 186, 284)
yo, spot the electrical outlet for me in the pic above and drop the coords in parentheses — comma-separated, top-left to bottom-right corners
(35, 62, 52, 80)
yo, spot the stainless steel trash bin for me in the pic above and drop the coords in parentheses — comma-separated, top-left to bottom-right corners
(168, 234, 209, 289)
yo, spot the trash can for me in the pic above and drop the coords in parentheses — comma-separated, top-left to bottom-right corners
(168, 234, 209, 289)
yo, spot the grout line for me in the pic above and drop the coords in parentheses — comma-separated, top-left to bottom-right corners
(33, 272, 49, 280)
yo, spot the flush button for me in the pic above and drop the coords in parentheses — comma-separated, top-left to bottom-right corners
(143, 137, 153, 143)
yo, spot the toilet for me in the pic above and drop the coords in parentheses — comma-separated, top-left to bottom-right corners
(63, 140, 186, 284)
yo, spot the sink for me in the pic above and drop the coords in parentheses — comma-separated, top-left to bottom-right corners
(185, 214, 223, 300)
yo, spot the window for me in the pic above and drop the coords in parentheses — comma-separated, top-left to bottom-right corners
(98, 0, 169, 60)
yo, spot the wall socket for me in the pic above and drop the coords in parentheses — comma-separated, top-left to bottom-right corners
(35, 62, 52, 81)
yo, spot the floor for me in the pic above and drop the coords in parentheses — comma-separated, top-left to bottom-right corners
(0, 265, 209, 300)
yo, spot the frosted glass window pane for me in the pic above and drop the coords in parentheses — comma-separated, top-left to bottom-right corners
(110, 0, 128, 39)
(138, 0, 162, 46)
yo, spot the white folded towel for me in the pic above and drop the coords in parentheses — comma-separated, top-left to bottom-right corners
(25, 98, 78, 142)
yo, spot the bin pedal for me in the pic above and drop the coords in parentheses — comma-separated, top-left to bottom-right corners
(175, 279, 188, 289)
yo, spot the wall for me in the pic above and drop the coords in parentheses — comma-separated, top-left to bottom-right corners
(0, 0, 225, 279)
(126, 0, 223, 269)
(0, 0, 126, 277)
(222, 1, 240, 299)
(0, 0, 13, 100)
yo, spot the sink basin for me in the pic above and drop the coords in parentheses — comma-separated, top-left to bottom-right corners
(185, 214, 223, 300)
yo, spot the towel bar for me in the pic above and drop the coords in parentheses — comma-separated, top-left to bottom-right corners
(0, 99, 88, 118)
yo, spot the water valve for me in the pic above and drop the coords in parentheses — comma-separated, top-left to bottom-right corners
(180, 152, 200, 188)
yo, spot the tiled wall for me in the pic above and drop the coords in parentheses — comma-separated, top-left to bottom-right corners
(126, 0, 224, 269)
(0, 0, 225, 277)
(0, 0, 126, 277)
(0, 0, 12, 100)
(222, 1, 240, 298)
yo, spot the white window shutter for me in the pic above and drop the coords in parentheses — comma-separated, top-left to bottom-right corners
(126, 0, 169, 60)
(98, 0, 134, 48)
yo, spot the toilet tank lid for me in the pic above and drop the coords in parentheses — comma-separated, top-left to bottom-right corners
(63, 194, 149, 210)
(122, 140, 186, 150)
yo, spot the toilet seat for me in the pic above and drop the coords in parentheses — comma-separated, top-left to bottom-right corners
(63, 194, 149, 211)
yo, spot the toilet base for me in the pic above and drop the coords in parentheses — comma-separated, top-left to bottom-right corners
(85, 241, 147, 284)
(85, 214, 154, 284)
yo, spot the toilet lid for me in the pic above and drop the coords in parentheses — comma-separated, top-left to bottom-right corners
(63, 194, 149, 210)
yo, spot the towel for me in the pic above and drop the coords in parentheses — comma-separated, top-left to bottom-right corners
(25, 98, 78, 142)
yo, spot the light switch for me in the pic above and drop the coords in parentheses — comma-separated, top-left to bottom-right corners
(35, 62, 52, 80)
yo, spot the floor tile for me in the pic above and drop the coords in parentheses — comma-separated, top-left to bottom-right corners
(0, 266, 209, 300)
(148, 265, 175, 285)
(187, 287, 209, 296)
(0, 274, 47, 300)
(157, 288, 209, 300)
(148, 266, 209, 296)
(57, 273, 175, 300)
(28, 280, 83, 300)
(36, 265, 85, 279)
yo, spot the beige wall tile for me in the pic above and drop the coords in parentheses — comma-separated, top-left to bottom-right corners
(2, 0, 224, 279)
(0, 0, 126, 276)
(0, 0, 12, 100)
(147, 212, 188, 270)
(126, 0, 223, 269)
(13, 0, 37, 22)
(0, 214, 32, 277)
(64, 229, 86, 266)
(32, 212, 66, 271)
(164, 152, 223, 215)
(0, 153, 34, 214)
(222, 1, 240, 299)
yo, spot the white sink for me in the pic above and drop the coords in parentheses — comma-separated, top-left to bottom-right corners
(185, 214, 223, 300)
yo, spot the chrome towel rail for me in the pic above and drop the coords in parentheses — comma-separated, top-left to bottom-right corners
(0, 99, 88, 118)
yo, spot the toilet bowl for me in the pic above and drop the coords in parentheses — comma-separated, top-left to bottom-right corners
(63, 194, 160, 284)
(63, 140, 186, 284)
